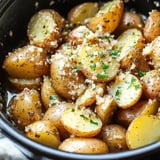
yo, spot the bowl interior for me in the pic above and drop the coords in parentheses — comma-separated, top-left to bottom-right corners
(0, 0, 160, 160)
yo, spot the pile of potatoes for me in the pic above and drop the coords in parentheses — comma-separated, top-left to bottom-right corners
(2, 0, 160, 154)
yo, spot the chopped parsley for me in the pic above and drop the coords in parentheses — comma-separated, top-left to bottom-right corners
(127, 77, 141, 90)
(90, 119, 98, 125)
(90, 61, 96, 70)
(101, 62, 109, 72)
(138, 70, 146, 77)
(71, 108, 75, 112)
(115, 87, 121, 101)
(80, 114, 88, 120)
(99, 51, 106, 58)
(73, 66, 79, 72)
(49, 95, 57, 107)
(103, 35, 111, 43)
(97, 73, 108, 79)
(109, 49, 120, 58)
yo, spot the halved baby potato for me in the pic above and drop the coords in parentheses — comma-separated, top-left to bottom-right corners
(8, 88, 42, 128)
(113, 28, 145, 71)
(96, 94, 117, 123)
(68, 2, 99, 25)
(27, 9, 65, 53)
(25, 120, 61, 148)
(126, 115, 160, 149)
(3, 45, 49, 79)
(61, 107, 102, 137)
(59, 137, 108, 154)
(41, 76, 62, 109)
(88, 0, 124, 33)
(77, 41, 120, 82)
(108, 72, 142, 109)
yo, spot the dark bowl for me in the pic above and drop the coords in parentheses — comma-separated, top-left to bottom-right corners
(0, 0, 160, 160)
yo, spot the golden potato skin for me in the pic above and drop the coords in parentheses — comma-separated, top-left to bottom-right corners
(141, 70, 160, 100)
(27, 9, 65, 52)
(144, 10, 160, 42)
(25, 120, 61, 148)
(115, 11, 144, 35)
(88, 0, 124, 33)
(59, 137, 109, 154)
(67, 2, 99, 25)
(3, 45, 49, 79)
(8, 88, 42, 128)
(50, 53, 86, 100)
(101, 124, 128, 152)
(43, 102, 73, 140)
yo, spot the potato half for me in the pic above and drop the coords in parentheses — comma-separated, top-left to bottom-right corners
(25, 120, 61, 148)
(88, 0, 124, 33)
(61, 107, 102, 137)
(108, 72, 142, 109)
(27, 9, 65, 53)
(126, 115, 160, 149)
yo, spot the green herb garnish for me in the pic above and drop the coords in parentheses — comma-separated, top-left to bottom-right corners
(138, 70, 146, 77)
(80, 114, 88, 120)
(90, 119, 98, 125)
(109, 49, 120, 58)
(97, 73, 108, 79)
(115, 87, 121, 101)
(73, 66, 79, 72)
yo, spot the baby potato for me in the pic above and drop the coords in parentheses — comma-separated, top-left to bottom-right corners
(41, 76, 62, 109)
(116, 99, 160, 127)
(67, 25, 95, 45)
(78, 41, 120, 83)
(8, 77, 41, 91)
(115, 11, 144, 35)
(142, 36, 160, 69)
(141, 70, 160, 100)
(8, 88, 42, 128)
(25, 120, 61, 148)
(108, 72, 142, 109)
(61, 107, 102, 137)
(76, 83, 105, 107)
(126, 115, 160, 149)
(113, 28, 145, 71)
(27, 9, 65, 53)
(68, 2, 99, 25)
(3, 45, 49, 79)
(144, 10, 160, 42)
(101, 124, 128, 152)
(88, 0, 124, 33)
(50, 53, 86, 100)
(96, 94, 117, 124)
(59, 137, 108, 154)
(43, 102, 73, 140)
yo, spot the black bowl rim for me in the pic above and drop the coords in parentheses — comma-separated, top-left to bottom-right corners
(0, 112, 160, 160)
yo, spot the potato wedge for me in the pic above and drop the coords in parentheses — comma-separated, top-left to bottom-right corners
(3, 45, 49, 79)
(126, 115, 160, 149)
(8, 88, 42, 128)
(108, 72, 142, 109)
(96, 94, 117, 123)
(25, 120, 61, 148)
(59, 137, 108, 154)
(41, 76, 62, 109)
(77, 41, 120, 82)
(27, 9, 65, 53)
(88, 0, 124, 33)
(113, 28, 145, 71)
(141, 70, 160, 100)
(68, 2, 99, 25)
(116, 99, 160, 127)
(144, 10, 160, 42)
(76, 83, 105, 107)
(61, 107, 102, 137)
(101, 124, 128, 152)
